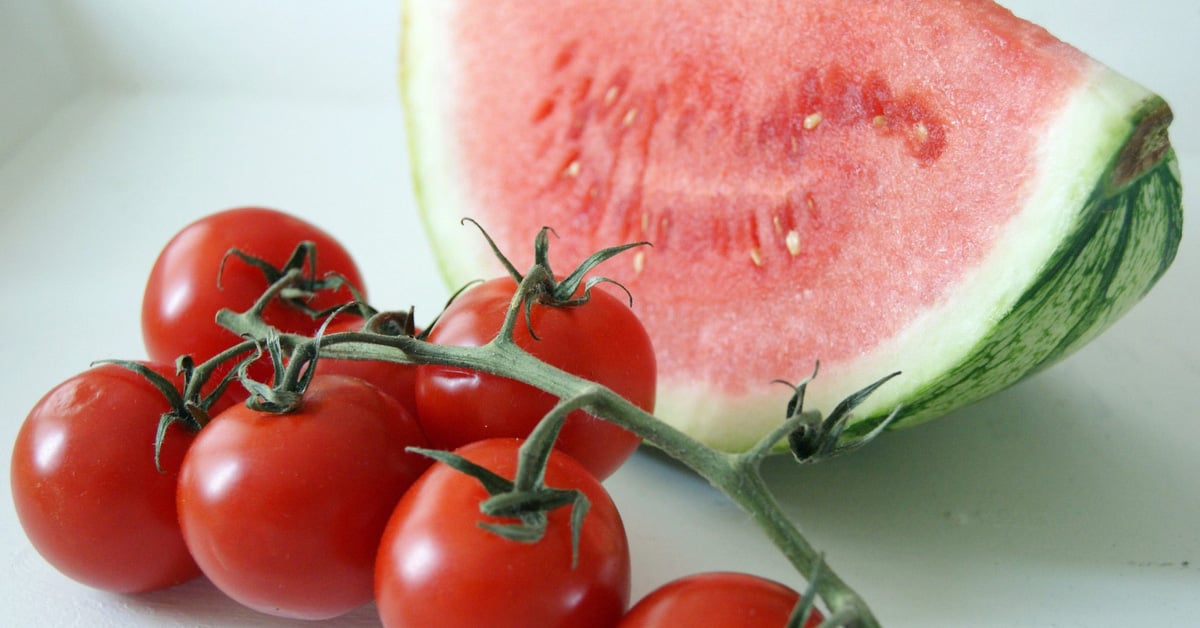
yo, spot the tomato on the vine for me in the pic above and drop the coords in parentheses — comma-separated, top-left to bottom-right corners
(176, 374, 429, 620)
(618, 572, 825, 627)
(10, 363, 201, 593)
(415, 277, 655, 480)
(141, 206, 365, 387)
(375, 438, 631, 628)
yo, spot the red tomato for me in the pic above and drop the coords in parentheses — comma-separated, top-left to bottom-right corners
(312, 315, 420, 419)
(415, 277, 655, 480)
(176, 374, 429, 620)
(141, 207, 365, 389)
(10, 363, 200, 593)
(618, 572, 825, 628)
(375, 438, 631, 628)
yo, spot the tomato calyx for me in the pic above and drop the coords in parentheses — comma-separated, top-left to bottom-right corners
(95, 358, 237, 472)
(462, 218, 649, 340)
(224, 302, 427, 415)
(215, 242, 365, 346)
(410, 391, 594, 568)
(220, 241, 366, 318)
(232, 334, 310, 413)
(750, 363, 904, 464)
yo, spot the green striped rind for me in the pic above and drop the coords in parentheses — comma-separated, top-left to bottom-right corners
(848, 97, 1183, 437)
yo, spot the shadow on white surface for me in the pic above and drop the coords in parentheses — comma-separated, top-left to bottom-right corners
(621, 337, 1199, 622)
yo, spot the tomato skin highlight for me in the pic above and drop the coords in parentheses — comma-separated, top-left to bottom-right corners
(618, 572, 824, 628)
(375, 438, 631, 628)
(140, 206, 365, 387)
(10, 363, 201, 593)
(415, 277, 655, 480)
(176, 375, 429, 620)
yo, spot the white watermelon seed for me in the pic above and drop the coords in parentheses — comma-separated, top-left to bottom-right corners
(604, 86, 620, 106)
(786, 230, 802, 256)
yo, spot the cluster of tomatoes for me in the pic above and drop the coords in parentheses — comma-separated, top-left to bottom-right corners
(10, 207, 823, 627)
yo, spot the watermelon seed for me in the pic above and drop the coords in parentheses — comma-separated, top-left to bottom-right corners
(655, 213, 671, 246)
(749, 247, 763, 267)
(622, 108, 638, 127)
(913, 122, 929, 143)
(872, 115, 887, 128)
(604, 85, 620, 106)
(562, 160, 581, 178)
(785, 230, 802, 256)
(633, 250, 646, 274)
(803, 112, 823, 130)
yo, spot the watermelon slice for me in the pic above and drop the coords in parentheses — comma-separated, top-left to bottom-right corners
(401, 1, 1183, 452)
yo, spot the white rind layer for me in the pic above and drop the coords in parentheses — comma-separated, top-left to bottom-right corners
(401, 1, 480, 287)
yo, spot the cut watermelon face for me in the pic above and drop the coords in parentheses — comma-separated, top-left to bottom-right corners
(402, 1, 1182, 452)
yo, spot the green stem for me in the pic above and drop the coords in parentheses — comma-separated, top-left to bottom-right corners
(294, 331, 878, 626)
(723, 470, 874, 628)
(207, 258, 882, 626)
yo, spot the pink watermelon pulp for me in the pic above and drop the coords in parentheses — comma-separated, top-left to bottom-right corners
(402, 1, 1182, 451)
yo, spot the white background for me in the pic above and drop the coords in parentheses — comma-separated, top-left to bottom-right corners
(1, 1, 1197, 626)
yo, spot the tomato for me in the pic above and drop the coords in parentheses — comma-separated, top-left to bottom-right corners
(176, 374, 429, 620)
(10, 363, 200, 593)
(141, 207, 365, 389)
(312, 315, 420, 419)
(618, 572, 825, 628)
(375, 438, 631, 628)
(415, 277, 655, 480)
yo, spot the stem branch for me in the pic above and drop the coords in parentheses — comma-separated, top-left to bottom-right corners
(299, 331, 881, 625)
(202, 253, 883, 626)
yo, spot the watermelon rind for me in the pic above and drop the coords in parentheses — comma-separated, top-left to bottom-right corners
(400, 3, 1183, 452)
(838, 86, 1182, 439)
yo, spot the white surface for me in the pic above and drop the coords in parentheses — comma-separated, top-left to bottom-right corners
(1, 1, 1197, 626)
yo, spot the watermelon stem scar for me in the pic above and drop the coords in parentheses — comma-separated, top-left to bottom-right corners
(196, 230, 901, 626)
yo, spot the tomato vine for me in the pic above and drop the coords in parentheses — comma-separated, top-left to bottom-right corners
(175, 225, 898, 628)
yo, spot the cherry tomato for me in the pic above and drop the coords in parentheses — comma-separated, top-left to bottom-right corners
(618, 572, 825, 628)
(176, 374, 429, 620)
(375, 438, 631, 628)
(312, 315, 420, 419)
(415, 277, 655, 480)
(141, 206, 365, 389)
(10, 363, 200, 593)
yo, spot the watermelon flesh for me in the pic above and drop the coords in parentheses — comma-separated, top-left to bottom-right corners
(402, 1, 1182, 452)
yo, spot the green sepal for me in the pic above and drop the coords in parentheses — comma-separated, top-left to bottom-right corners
(741, 368, 903, 465)
(92, 359, 196, 473)
(406, 391, 596, 569)
(407, 446, 516, 496)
